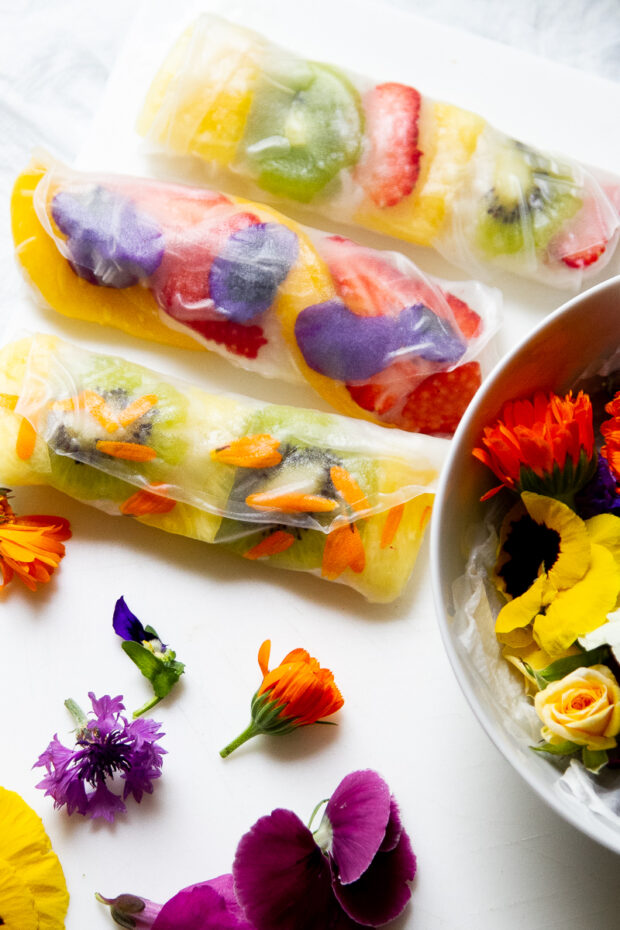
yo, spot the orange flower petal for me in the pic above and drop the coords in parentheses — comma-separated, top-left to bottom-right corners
(322, 523, 366, 579)
(117, 394, 158, 428)
(243, 530, 296, 560)
(16, 418, 37, 460)
(380, 504, 405, 548)
(257, 640, 271, 678)
(96, 441, 157, 462)
(330, 466, 370, 513)
(212, 434, 282, 469)
(120, 484, 176, 516)
(245, 491, 337, 513)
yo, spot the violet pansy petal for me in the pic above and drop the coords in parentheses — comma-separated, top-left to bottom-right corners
(331, 827, 417, 927)
(379, 798, 403, 853)
(204, 875, 247, 922)
(153, 883, 252, 930)
(324, 770, 391, 884)
(233, 808, 334, 930)
(113, 596, 148, 642)
(85, 781, 127, 822)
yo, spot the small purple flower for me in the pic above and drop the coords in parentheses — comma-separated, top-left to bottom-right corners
(98, 874, 253, 929)
(113, 597, 185, 718)
(233, 769, 416, 929)
(34, 693, 166, 822)
(575, 454, 620, 518)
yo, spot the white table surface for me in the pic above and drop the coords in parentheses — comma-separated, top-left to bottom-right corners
(1, 2, 620, 929)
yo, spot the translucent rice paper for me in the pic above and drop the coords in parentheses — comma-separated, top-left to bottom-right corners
(137, 14, 620, 289)
(0, 334, 448, 602)
(12, 154, 501, 437)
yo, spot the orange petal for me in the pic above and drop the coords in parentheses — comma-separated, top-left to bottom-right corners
(78, 390, 119, 433)
(257, 640, 271, 678)
(120, 483, 176, 516)
(330, 466, 370, 513)
(117, 394, 158, 428)
(245, 491, 337, 513)
(243, 530, 296, 560)
(212, 434, 282, 469)
(96, 441, 157, 462)
(380, 504, 405, 548)
(16, 418, 36, 460)
(322, 523, 366, 579)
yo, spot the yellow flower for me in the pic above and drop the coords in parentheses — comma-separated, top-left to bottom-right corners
(534, 665, 620, 751)
(0, 787, 69, 929)
(494, 492, 620, 657)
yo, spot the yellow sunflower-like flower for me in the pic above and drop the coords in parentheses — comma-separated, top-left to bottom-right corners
(493, 491, 620, 658)
(0, 787, 69, 930)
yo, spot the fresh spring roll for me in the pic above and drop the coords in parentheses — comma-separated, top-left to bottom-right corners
(12, 155, 500, 436)
(137, 15, 620, 289)
(0, 334, 447, 602)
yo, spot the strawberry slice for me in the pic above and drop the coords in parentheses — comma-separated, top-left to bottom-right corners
(152, 210, 259, 315)
(400, 361, 481, 435)
(324, 235, 481, 337)
(549, 194, 613, 270)
(354, 83, 422, 209)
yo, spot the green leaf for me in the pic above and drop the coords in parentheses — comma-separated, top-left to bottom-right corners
(144, 625, 160, 639)
(151, 664, 184, 699)
(529, 645, 611, 690)
(531, 740, 580, 756)
(582, 748, 609, 773)
(121, 640, 162, 680)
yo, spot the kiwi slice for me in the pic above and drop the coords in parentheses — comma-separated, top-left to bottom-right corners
(240, 61, 363, 202)
(476, 140, 582, 257)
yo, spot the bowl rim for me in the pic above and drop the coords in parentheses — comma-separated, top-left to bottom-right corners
(430, 273, 620, 855)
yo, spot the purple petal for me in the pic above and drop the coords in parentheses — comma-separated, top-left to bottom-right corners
(233, 808, 337, 930)
(380, 799, 403, 853)
(113, 596, 148, 642)
(88, 692, 125, 734)
(153, 883, 252, 930)
(202, 875, 246, 922)
(331, 827, 417, 926)
(324, 770, 391, 884)
(85, 781, 127, 822)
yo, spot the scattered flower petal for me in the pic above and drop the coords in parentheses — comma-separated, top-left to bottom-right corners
(0, 489, 71, 591)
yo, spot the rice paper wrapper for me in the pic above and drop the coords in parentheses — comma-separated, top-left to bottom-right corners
(11, 152, 501, 436)
(0, 333, 448, 602)
(137, 13, 620, 289)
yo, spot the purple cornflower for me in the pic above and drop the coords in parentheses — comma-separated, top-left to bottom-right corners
(233, 769, 416, 929)
(34, 693, 166, 822)
(98, 874, 253, 929)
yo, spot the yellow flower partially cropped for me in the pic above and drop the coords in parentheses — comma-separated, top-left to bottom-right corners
(494, 492, 620, 658)
(0, 787, 68, 929)
(534, 665, 620, 751)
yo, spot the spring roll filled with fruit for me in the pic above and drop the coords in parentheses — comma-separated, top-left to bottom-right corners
(137, 15, 620, 288)
(12, 155, 499, 435)
(0, 334, 446, 602)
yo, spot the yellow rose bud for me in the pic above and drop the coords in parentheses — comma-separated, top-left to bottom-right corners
(534, 665, 620, 751)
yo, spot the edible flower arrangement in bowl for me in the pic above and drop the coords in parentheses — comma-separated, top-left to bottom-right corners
(431, 275, 620, 853)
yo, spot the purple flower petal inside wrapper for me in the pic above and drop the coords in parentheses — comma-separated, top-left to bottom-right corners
(324, 769, 392, 884)
(233, 808, 340, 930)
(153, 882, 252, 930)
(331, 826, 417, 926)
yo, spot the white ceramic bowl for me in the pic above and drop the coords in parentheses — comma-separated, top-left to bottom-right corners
(431, 275, 620, 854)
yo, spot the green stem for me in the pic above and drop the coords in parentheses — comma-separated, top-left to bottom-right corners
(219, 722, 258, 758)
(132, 695, 162, 719)
(64, 698, 87, 729)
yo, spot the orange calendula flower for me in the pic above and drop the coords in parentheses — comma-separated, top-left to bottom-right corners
(472, 390, 596, 504)
(601, 392, 620, 483)
(0, 490, 71, 591)
(220, 639, 344, 758)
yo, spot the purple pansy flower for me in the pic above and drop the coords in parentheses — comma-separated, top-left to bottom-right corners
(113, 597, 185, 718)
(98, 874, 254, 929)
(575, 454, 620, 518)
(34, 692, 166, 822)
(233, 769, 416, 929)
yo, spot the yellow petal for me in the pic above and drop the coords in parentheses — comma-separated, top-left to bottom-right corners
(0, 788, 69, 930)
(586, 512, 620, 566)
(522, 492, 591, 589)
(534, 544, 620, 656)
(0, 860, 38, 930)
(495, 574, 549, 634)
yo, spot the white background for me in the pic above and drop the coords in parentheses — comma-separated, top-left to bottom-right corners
(2, 2, 620, 929)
